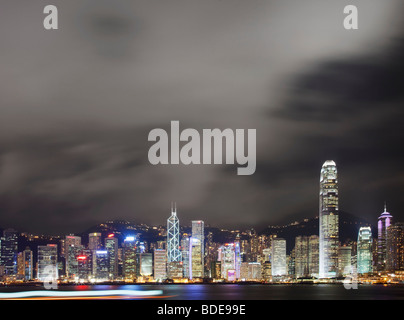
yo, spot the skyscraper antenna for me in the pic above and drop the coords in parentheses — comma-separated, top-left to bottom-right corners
(384, 201, 387, 212)
(171, 201, 176, 214)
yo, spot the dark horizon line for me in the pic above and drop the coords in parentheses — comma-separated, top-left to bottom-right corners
(0, 208, 378, 238)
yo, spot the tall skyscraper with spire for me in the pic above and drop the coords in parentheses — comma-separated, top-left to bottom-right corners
(167, 202, 181, 263)
(377, 203, 393, 271)
(319, 160, 339, 278)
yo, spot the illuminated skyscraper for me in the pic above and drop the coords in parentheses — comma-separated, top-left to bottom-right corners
(0, 228, 18, 275)
(308, 235, 319, 277)
(105, 234, 118, 280)
(386, 222, 404, 272)
(167, 203, 181, 263)
(64, 235, 82, 278)
(190, 220, 204, 279)
(357, 226, 373, 274)
(88, 233, 102, 251)
(218, 243, 241, 280)
(76, 249, 92, 281)
(139, 253, 153, 277)
(377, 204, 393, 271)
(154, 249, 167, 280)
(319, 160, 339, 278)
(271, 238, 287, 277)
(338, 246, 352, 276)
(17, 247, 33, 281)
(181, 234, 190, 278)
(94, 250, 109, 280)
(123, 236, 137, 281)
(295, 236, 309, 278)
(37, 244, 58, 282)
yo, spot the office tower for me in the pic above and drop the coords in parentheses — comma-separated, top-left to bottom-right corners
(240, 262, 249, 280)
(88, 233, 102, 251)
(94, 250, 109, 280)
(20, 247, 33, 281)
(247, 262, 262, 281)
(167, 203, 181, 263)
(338, 246, 352, 276)
(386, 222, 404, 272)
(218, 243, 241, 280)
(1, 228, 19, 275)
(204, 231, 215, 277)
(168, 261, 183, 279)
(294, 235, 319, 278)
(239, 239, 250, 262)
(287, 249, 295, 277)
(190, 220, 204, 278)
(37, 244, 58, 282)
(76, 249, 92, 281)
(181, 235, 190, 278)
(262, 261, 271, 281)
(377, 204, 393, 271)
(262, 248, 271, 263)
(139, 253, 153, 277)
(319, 160, 339, 278)
(154, 249, 167, 281)
(271, 238, 287, 277)
(122, 236, 137, 281)
(249, 229, 259, 262)
(308, 235, 319, 277)
(295, 236, 309, 278)
(357, 226, 373, 274)
(105, 234, 118, 280)
(64, 235, 82, 278)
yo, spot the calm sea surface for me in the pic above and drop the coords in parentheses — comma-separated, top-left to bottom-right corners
(1, 283, 404, 300)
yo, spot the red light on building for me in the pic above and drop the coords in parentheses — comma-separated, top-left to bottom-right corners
(77, 255, 87, 260)
(108, 233, 115, 238)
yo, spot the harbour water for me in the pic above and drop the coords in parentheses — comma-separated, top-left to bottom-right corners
(1, 283, 404, 300)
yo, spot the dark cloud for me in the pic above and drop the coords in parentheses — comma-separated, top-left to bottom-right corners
(0, 0, 403, 234)
(253, 39, 404, 225)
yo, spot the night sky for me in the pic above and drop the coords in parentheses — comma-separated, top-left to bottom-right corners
(0, 0, 403, 235)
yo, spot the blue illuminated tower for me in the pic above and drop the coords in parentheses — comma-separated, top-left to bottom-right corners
(167, 202, 181, 263)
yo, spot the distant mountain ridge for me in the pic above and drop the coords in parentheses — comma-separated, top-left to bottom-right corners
(260, 211, 376, 253)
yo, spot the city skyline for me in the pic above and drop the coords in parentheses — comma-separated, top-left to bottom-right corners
(0, 156, 401, 286)
(0, 196, 399, 284)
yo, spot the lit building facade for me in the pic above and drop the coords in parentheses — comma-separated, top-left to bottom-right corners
(64, 235, 82, 279)
(105, 234, 118, 280)
(357, 226, 373, 274)
(218, 243, 241, 280)
(190, 220, 204, 279)
(319, 160, 339, 278)
(139, 253, 153, 277)
(167, 203, 181, 264)
(271, 238, 287, 277)
(181, 235, 190, 278)
(94, 250, 109, 280)
(338, 246, 352, 276)
(37, 244, 58, 282)
(18, 247, 33, 281)
(88, 232, 102, 251)
(154, 249, 167, 281)
(377, 204, 393, 271)
(0, 228, 19, 275)
(123, 236, 137, 281)
(386, 222, 404, 272)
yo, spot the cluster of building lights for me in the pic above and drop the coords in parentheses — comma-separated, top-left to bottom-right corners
(0, 161, 403, 285)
